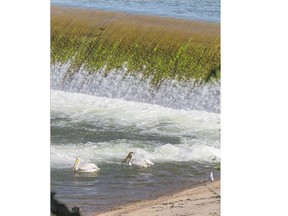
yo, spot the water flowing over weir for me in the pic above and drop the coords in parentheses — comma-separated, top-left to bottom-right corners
(51, 63, 220, 113)
(51, 85, 220, 214)
(51, 5, 220, 215)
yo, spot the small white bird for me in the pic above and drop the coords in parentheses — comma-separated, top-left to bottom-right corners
(122, 152, 154, 168)
(209, 171, 214, 182)
(72, 157, 100, 173)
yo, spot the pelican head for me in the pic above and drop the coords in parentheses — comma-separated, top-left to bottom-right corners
(122, 152, 134, 165)
(73, 157, 80, 172)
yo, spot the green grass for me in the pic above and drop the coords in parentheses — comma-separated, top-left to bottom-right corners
(51, 6, 220, 86)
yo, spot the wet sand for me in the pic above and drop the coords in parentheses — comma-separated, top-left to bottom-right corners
(94, 180, 220, 216)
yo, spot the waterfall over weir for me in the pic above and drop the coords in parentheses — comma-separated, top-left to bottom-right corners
(51, 64, 220, 113)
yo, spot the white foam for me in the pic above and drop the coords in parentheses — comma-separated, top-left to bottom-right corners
(51, 141, 220, 168)
(51, 64, 220, 113)
(51, 90, 220, 168)
(51, 90, 220, 136)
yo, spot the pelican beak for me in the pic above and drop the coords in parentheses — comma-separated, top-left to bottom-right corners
(121, 155, 129, 164)
(73, 158, 80, 172)
(122, 153, 132, 164)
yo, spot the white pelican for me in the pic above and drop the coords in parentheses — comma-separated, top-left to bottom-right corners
(72, 157, 100, 173)
(122, 152, 154, 168)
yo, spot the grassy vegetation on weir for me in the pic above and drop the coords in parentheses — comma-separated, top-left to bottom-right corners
(51, 6, 220, 86)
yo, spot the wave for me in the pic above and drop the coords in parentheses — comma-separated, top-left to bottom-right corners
(51, 64, 220, 113)
(51, 90, 220, 168)
(51, 141, 220, 169)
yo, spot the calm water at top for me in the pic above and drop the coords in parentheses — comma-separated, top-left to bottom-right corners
(51, 0, 220, 22)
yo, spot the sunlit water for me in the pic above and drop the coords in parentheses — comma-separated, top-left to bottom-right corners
(51, 0, 220, 22)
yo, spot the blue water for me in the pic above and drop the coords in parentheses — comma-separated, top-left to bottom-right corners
(51, 0, 220, 22)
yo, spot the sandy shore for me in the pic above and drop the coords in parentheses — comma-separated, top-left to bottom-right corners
(94, 180, 220, 216)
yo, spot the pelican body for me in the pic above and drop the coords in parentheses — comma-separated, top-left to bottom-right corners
(122, 152, 154, 168)
(72, 157, 100, 173)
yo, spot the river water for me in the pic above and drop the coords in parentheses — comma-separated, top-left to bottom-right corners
(51, 0, 220, 22)
(51, 1, 220, 215)
(51, 66, 220, 215)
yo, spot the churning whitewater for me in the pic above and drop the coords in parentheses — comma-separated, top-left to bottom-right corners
(51, 65, 220, 215)
(51, 64, 220, 113)
(50, 0, 220, 214)
(51, 90, 220, 169)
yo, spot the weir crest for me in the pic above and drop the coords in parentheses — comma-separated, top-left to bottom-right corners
(51, 63, 220, 113)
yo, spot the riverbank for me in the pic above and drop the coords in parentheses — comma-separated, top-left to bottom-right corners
(51, 6, 220, 86)
(94, 180, 220, 216)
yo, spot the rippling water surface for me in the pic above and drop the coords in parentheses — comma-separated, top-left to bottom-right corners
(51, 0, 220, 22)
(51, 0, 220, 214)
(51, 88, 220, 215)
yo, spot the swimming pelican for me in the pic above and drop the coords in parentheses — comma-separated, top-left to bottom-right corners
(72, 157, 100, 173)
(122, 152, 154, 168)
